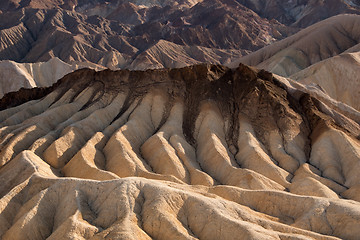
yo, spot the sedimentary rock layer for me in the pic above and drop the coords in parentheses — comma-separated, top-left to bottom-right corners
(0, 64, 360, 239)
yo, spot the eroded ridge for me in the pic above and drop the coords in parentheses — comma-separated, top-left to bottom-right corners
(1, 64, 360, 239)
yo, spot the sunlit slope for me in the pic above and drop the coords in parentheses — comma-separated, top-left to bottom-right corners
(0, 64, 359, 239)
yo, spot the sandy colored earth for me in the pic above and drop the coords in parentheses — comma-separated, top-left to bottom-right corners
(0, 64, 359, 239)
(0, 58, 105, 98)
(290, 52, 360, 111)
(232, 14, 360, 77)
(228, 14, 360, 111)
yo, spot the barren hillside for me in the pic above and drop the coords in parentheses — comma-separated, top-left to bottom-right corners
(231, 14, 360, 76)
(291, 52, 360, 111)
(237, 0, 360, 27)
(0, 0, 288, 68)
(0, 64, 359, 239)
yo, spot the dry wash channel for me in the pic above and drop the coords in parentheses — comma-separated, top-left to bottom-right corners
(0, 64, 360, 239)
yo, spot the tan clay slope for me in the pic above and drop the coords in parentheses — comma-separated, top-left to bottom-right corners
(0, 58, 106, 99)
(0, 64, 360, 239)
(229, 14, 360, 77)
(290, 51, 360, 111)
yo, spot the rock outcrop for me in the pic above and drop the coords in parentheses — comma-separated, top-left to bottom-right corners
(1, 64, 359, 239)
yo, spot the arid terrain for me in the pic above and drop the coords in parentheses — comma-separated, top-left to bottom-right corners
(1, 0, 360, 71)
(1, 0, 360, 239)
(0, 0, 288, 68)
(1, 64, 360, 239)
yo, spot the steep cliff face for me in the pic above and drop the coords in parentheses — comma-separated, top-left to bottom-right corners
(0, 64, 360, 239)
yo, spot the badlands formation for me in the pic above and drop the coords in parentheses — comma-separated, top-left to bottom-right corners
(2, 14, 360, 105)
(0, 0, 287, 68)
(1, 0, 360, 76)
(233, 14, 360, 77)
(2, 0, 360, 106)
(231, 14, 360, 111)
(237, 0, 360, 27)
(0, 64, 360, 239)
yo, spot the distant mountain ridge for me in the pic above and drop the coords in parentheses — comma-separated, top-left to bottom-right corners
(1, 0, 359, 71)
(0, 57, 105, 98)
(237, 0, 360, 27)
(0, 0, 289, 69)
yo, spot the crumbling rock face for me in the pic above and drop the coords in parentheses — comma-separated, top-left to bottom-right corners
(1, 64, 360, 239)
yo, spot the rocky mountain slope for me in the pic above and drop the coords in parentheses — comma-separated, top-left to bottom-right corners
(237, 0, 360, 27)
(3, 0, 359, 28)
(0, 64, 360, 239)
(0, 0, 288, 69)
(1, 0, 359, 73)
(0, 0, 204, 11)
(2, 12, 360, 107)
